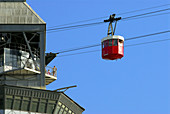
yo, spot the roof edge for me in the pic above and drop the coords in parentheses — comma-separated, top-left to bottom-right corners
(23, 2, 46, 24)
(60, 92, 85, 111)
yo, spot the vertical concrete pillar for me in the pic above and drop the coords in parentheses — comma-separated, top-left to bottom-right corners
(40, 31, 46, 89)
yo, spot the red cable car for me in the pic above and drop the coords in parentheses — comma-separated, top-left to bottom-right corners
(102, 14, 124, 60)
(102, 35, 124, 60)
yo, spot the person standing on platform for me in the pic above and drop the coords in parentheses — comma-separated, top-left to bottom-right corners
(47, 69, 51, 75)
(52, 66, 57, 76)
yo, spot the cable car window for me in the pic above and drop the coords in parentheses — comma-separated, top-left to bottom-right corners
(106, 40, 109, 47)
(119, 39, 123, 46)
(104, 42, 106, 48)
(113, 39, 118, 46)
(104, 41, 108, 47)
(102, 42, 104, 48)
(119, 39, 123, 43)
(109, 39, 112, 46)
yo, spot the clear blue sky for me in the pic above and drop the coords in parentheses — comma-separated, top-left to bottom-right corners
(28, 0, 169, 114)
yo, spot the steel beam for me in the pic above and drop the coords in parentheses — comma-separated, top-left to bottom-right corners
(23, 32, 39, 70)
(0, 24, 45, 32)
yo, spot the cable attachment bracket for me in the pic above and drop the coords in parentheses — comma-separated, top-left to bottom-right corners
(104, 14, 121, 36)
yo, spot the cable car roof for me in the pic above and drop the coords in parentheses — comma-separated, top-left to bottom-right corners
(101, 35, 124, 42)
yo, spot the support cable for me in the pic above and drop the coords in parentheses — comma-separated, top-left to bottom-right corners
(47, 22, 104, 32)
(48, 4, 170, 29)
(56, 44, 101, 54)
(121, 8, 170, 20)
(57, 38, 170, 57)
(125, 30, 170, 41)
(55, 30, 170, 54)
(121, 12, 170, 21)
(47, 8, 170, 33)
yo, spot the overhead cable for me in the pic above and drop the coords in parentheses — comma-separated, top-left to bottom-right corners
(122, 8, 170, 20)
(48, 4, 170, 28)
(57, 38, 170, 57)
(117, 4, 170, 15)
(57, 50, 100, 57)
(122, 12, 170, 21)
(47, 8, 170, 33)
(56, 44, 100, 54)
(125, 30, 170, 41)
(125, 38, 170, 47)
(47, 22, 104, 32)
(47, 12, 170, 33)
(55, 30, 170, 54)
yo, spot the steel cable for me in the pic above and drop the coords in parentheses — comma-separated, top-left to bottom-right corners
(55, 30, 170, 54)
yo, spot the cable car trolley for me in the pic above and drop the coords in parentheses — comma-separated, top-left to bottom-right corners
(102, 14, 124, 60)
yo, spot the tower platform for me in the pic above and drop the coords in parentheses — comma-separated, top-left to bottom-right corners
(0, 67, 57, 85)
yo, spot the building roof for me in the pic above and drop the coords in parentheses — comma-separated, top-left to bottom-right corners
(0, 84, 85, 112)
(0, 0, 45, 24)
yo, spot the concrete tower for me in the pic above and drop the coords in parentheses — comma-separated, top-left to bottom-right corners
(0, 0, 84, 113)
(0, 0, 57, 89)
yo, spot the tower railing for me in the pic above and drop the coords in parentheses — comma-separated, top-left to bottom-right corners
(0, 47, 57, 78)
(0, 58, 57, 77)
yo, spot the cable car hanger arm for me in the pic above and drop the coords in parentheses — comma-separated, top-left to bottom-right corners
(104, 14, 121, 36)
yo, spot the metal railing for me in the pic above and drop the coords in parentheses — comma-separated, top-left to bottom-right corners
(0, 46, 57, 77)
(0, 59, 57, 77)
